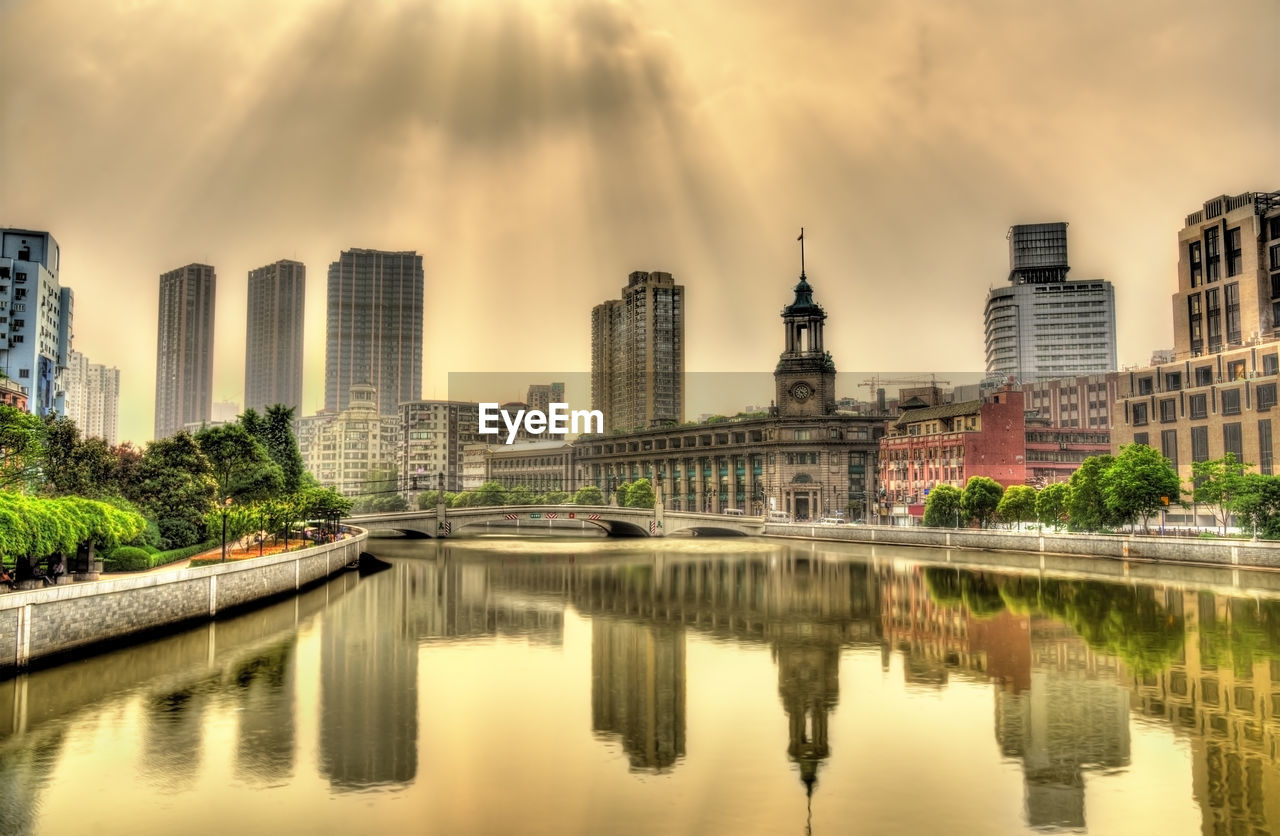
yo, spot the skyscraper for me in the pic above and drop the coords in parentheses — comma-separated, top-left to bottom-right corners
(0, 229, 73, 417)
(984, 223, 1117, 381)
(590, 271, 684, 432)
(245, 259, 305, 414)
(154, 263, 215, 439)
(64, 349, 121, 445)
(324, 249, 423, 416)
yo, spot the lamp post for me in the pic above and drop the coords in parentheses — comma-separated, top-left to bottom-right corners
(220, 497, 233, 562)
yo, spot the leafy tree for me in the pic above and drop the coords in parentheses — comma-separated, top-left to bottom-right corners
(625, 478, 655, 509)
(203, 501, 259, 553)
(450, 491, 476, 508)
(1103, 443, 1180, 532)
(997, 485, 1037, 527)
(541, 490, 571, 505)
(195, 423, 283, 503)
(348, 468, 404, 513)
(507, 484, 536, 506)
(128, 433, 217, 548)
(474, 480, 507, 507)
(922, 484, 963, 527)
(417, 490, 457, 509)
(1067, 455, 1117, 532)
(1232, 474, 1280, 539)
(614, 480, 632, 506)
(296, 486, 352, 522)
(1192, 453, 1251, 534)
(0, 404, 46, 490)
(572, 485, 605, 505)
(1035, 482, 1070, 530)
(961, 476, 1004, 528)
(42, 420, 117, 499)
(261, 405, 305, 494)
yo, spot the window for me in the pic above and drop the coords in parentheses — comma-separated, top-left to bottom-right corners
(1191, 426, 1210, 463)
(1227, 227, 1243, 276)
(1266, 354, 1279, 376)
(1206, 287, 1222, 351)
(1259, 383, 1277, 411)
(1206, 228, 1221, 282)
(18, 369, 29, 379)
(1132, 402, 1149, 426)
(1228, 359, 1247, 381)
(1160, 398, 1177, 423)
(1162, 429, 1178, 468)
(1225, 283, 1241, 345)
(1222, 388, 1241, 415)
(1164, 371, 1182, 391)
(1137, 376, 1154, 395)
(1134, 432, 1149, 446)
(1271, 243, 1280, 272)
(1189, 241, 1203, 287)
(1195, 366, 1213, 387)
(1224, 422, 1243, 460)
(1261, 420, 1274, 476)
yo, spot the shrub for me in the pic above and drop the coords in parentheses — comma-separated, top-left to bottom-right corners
(152, 541, 216, 567)
(105, 546, 153, 572)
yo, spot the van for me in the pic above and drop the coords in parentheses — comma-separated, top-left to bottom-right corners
(767, 511, 792, 523)
(818, 517, 848, 525)
(722, 508, 745, 517)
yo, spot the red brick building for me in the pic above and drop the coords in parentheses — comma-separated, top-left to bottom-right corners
(879, 388, 1028, 515)
(0, 376, 27, 410)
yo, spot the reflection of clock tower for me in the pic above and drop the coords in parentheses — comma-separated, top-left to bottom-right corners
(775, 230, 836, 417)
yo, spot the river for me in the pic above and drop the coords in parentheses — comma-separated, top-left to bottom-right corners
(1, 535, 1276, 835)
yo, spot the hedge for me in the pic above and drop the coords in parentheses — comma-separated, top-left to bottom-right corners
(103, 540, 217, 572)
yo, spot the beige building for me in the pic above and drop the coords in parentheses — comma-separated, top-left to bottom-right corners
(63, 349, 120, 445)
(591, 270, 684, 433)
(485, 440, 576, 493)
(1115, 191, 1280, 497)
(298, 383, 398, 495)
(397, 400, 481, 492)
(245, 259, 305, 414)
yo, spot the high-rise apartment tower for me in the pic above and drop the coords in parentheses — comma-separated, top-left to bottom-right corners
(245, 259, 305, 414)
(0, 229, 73, 417)
(325, 249, 423, 416)
(591, 271, 684, 432)
(154, 263, 215, 439)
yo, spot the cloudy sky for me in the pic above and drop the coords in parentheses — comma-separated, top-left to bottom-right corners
(1, 0, 1276, 444)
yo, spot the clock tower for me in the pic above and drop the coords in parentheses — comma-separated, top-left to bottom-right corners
(775, 230, 836, 418)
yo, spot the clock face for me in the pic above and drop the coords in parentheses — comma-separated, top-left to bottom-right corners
(791, 382, 812, 401)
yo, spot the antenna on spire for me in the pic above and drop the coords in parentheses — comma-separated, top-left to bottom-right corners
(797, 228, 806, 278)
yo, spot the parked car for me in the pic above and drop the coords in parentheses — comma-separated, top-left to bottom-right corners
(722, 508, 745, 516)
(818, 517, 848, 525)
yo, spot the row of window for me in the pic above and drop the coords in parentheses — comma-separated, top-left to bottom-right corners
(1131, 385, 1277, 425)
(1134, 419, 1273, 475)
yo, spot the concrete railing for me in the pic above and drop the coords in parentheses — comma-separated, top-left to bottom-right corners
(764, 523, 1280, 569)
(0, 528, 367, 674)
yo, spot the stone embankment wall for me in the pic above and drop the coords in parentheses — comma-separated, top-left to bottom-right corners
(0, 530, 366, 674)
(766, 524, 1280, 568)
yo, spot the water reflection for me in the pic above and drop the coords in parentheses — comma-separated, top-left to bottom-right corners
(10, 541, 1280, 833)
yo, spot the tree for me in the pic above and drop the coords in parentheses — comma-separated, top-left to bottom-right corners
(1231, 474, 1280, 539)
(1103, 443, 1180, 532)
(572, 485, 605, 505)
(1035, 482, 1070, 530)
(1192, 453, 1251, 534)
(614, 480, 632, 507)
(195, 424, 283, 503)
(961, 476, 1004, 528)
(1067, 455, 1117, 532)
(261, 405, 305, 494)
(474, 481, 507, 507)
(506, 484, 536, 506)
(416, 490, 457, 509)
(540, 490, 571, 505)
(0, 404, 46, 491)
(128, 433, 217, 548)
(997, 485, 1037, 527)
(450, 491, 476, 508)
(922, 484, 963, 527)
(42, 417, 117, 499)
(625, 478, 655, 509)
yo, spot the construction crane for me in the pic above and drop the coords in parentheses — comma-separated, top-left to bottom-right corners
(858, 375, 952, 397)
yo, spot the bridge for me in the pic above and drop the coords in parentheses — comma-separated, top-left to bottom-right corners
(346, 504, 765, 538)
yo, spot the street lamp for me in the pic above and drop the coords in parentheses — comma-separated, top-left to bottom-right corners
(220, 497, 233, 562)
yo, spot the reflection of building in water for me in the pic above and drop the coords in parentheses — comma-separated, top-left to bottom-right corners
(773, 621, 839, 793)
(995, 621, 1130, 829)
(232, 640, 296, 783)
(1122, 591, 1280, 835)
(591, 619, 685, 771)
(320, 567, 420, 791)
(414, 554, 565, 645)
(878, 565, 1031, 691)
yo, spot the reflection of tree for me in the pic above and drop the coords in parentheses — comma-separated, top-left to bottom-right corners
(144, 678, 218, 793)
(232, 641, 296, 783)
(0, 726, 66, 835)
(923, 568, 1185, 675)
(1198, 595, 1280, 670)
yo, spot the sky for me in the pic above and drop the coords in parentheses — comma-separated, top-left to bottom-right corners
(1, 0, 1276, 445)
